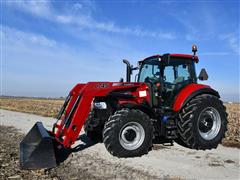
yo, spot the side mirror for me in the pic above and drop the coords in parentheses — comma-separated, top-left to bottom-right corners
(198, 68, 208, 81)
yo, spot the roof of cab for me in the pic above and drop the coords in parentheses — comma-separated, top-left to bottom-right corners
(142, 54, 199, 63)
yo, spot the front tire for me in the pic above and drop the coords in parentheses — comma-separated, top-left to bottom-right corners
(84, 111, 103, 142)
(103, 109, 153, 157)
(177, 94, 228, 150)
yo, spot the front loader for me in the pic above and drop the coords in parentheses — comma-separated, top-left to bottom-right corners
(20, 45, 228, 169)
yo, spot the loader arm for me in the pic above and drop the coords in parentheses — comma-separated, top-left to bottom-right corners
(20, 81, 148, 169)
(52, 82, 146, 148)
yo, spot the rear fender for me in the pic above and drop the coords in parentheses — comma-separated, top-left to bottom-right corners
(173, 84, 220, 112)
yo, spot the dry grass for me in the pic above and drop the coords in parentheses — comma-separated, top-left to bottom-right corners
(0, 97, 64, 117)
(0, 96, 239, 147)
(222, 103, 240, 148)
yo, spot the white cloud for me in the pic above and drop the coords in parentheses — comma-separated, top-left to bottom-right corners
(1, 25, 143, 77)
(5, 0, 176, 40)
(56, 15, 73, 24)
(73, 3, 83, 11)
(220, 33, 240, 55)
(3, 26, 56, 47)
(5, 0, 52, 18)
(1, 25, 127, 96)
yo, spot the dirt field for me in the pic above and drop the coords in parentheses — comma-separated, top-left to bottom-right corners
(223, 103, 240, 148)
(0, 125, 160, 180)
(0, 126, 57, 180)
(0, 97, 63, 118)
(0, 96, 239, 148)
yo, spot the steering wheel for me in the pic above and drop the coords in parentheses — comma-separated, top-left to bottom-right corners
(144, 76, 159, 84)
(164, 82, 172, 88)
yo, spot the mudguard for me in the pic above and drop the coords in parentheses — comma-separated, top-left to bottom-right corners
(173, 83, 220, 112)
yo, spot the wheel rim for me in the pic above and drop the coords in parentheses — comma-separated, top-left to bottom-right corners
(119, 122, 145, 150)
(198, 107, 221, 140)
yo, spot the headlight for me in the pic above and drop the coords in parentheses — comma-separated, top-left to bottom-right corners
(94, 102, 107, 109)
(139, 90, 147, 97)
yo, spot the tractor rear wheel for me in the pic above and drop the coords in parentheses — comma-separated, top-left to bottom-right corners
(177, 94, 228, 150)
(103, 109, 153, 157)
(84, 111, 103, 142)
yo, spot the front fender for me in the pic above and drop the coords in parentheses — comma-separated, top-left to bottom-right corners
(172, 83, 220, 112)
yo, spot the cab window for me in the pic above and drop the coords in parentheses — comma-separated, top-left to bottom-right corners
(139, 63, 160, 82)
(164, 64, 191, 84)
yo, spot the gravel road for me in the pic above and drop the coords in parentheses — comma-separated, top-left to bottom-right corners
(0, 109, 239, 180)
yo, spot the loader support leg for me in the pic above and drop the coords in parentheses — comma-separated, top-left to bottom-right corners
(62, 96, 93, 147)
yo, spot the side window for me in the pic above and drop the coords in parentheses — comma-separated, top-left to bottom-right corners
(177, 65, 190, 81)
(139, 64, 151, 82)
(164, 66, 175, 83)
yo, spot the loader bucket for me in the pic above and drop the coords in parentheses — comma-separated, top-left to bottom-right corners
(20, 122, 57, 170)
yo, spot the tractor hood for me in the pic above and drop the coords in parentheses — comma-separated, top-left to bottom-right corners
(70, 82, 147, 97)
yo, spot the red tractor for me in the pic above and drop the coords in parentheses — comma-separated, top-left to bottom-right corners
(20, 45, 228, 169)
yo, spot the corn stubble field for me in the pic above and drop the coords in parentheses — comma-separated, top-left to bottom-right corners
(0, 96, 239, 148)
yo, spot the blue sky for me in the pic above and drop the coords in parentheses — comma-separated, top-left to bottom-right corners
(1, 0, 239, 102)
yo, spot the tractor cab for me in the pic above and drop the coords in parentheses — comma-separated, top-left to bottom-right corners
(138, 54, 198, 106)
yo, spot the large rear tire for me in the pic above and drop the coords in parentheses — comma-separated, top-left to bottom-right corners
(103, 109, 153, 157)
(177, 94, 228, 150)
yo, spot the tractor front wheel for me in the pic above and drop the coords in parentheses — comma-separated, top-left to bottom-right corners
(103, 109, 153, 157)
(177, 94, 228, 150)
(84, 111, 103, 142)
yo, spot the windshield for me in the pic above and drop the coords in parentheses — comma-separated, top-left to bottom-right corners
(138, 57, 196, 84)
(138, 64, 160, 82)
(138, 58, 160, 82)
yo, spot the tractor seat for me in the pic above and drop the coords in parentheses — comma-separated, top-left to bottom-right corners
(173, 76, 184, 84)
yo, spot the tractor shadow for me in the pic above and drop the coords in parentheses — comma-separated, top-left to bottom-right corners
(55, 136, 175, 164)
(55, 134, 98, 165)
(73, 134, 98, 152)
(152, 138, 175, 150)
